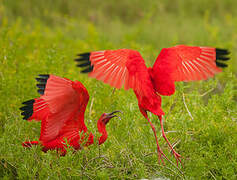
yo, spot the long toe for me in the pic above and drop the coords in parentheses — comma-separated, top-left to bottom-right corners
(173, 151, 182, 167)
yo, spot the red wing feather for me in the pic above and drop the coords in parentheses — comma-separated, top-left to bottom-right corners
(42, 75, 75, 113)
(89, 49, 130, 89)
(153, 45, 222, 82)
(151, 45, 229, 96)
(30, 98, 49, 121)
(77, 49, 147, 90)
(39, 75, 89, 143)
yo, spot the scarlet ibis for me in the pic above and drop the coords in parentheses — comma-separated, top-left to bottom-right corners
(20, 74, 121, 155)
(75, 45, 230, 165)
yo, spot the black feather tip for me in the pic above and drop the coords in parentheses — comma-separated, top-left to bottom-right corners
(215, 48, 230, 68)
(35, 74, 50, 95)
(20, 99, 35, 120)
(75, 52, 94, 73)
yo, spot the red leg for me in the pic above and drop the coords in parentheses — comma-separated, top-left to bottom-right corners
(159, 115, 182, 167)
(139, 107, 169, 164)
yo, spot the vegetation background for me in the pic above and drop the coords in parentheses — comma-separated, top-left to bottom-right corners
(0, 0, 236, 179)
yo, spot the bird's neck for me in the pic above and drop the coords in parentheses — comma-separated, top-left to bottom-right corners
(97, 124, 108, 145)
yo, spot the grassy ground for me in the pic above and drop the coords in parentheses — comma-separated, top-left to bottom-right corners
(0, 1, 237, 179)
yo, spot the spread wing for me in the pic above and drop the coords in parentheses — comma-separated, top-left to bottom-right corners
(150, 45, 230, 95)
(75, 49, 147, 90)
(30, 74, 90, 143)
(75, 49, 164, 115)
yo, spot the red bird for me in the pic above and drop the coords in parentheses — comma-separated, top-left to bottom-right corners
(75, 45, 230, 165)
(20, 74, 121, 155)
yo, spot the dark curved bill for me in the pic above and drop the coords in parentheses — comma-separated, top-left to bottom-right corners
(104, 110, 123, 123)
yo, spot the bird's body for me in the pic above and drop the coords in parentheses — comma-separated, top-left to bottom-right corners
(20, 74, 120, 155)
(75, 45, 230, 165)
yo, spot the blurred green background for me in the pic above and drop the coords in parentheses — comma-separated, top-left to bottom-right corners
(0, 0, 236, 179)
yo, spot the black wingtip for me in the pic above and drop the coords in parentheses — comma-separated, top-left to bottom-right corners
(215, 48, 230, 68)
(75, 52, 93, 73)
(76, 61, 91, 67)
(216, 48, 230, 55)
(38, 74, 50, 78)
(81, 66, 94, 73)
(216, 61, 228, 68)
(20, 99, 35, 120)
(22, 99, 35, 105)
(76, 52, 91, 57)
(35, 74, 50, 95)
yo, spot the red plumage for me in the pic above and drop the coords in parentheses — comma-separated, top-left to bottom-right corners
(20, 74, 120, 155)
(75, 45, 230, 166)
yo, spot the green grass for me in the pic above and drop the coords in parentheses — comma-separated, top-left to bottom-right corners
(0, 1, 237, 179)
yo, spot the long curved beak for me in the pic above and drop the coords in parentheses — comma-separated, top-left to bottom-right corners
(104, 110, 122, 124)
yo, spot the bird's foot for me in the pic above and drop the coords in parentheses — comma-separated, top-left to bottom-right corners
(171, 149, 182, 167)
(157, 147, 174, 166)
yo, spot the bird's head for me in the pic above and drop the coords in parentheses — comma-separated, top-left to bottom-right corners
(97, 110, 122, 145)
